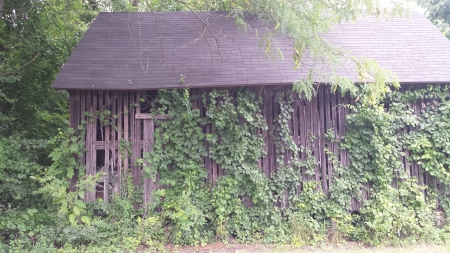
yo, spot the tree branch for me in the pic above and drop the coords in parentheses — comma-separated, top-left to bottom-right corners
(1, 53, 40, 76)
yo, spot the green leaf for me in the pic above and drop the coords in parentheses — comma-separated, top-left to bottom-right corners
(27, 208, 38, 215)
(60, 202, 68, 214)
(74, 199, 87, 209)
(80, 216, 91, 225)
(78, 191, 85, 199)
(53, 198, 65, 205)
(73, 206, 81, 216)
(69, 213, 76, 225)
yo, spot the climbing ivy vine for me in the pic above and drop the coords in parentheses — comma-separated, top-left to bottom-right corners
(138, 85, 450, 246)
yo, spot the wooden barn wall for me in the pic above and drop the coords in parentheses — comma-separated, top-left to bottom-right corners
(69, 86, 439, 211)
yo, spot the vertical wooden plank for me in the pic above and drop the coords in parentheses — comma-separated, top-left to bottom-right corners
(92, 92, 97, 198)
(404, 142, 411, 179)
(318, 86, 327, 194)
(203, 90, 213, 186)
(117, 92, 123, 195)
(331, 90, 339, 183)
(69, 91, 81, 192)
(343, 93, 351, 167)
(413, 99, 420, 181)
(263, 87, 272, 177)
(251, 87, 261, 169)
(77, 90, 86, 194)
(434, 176, 438, 192)
(325, 88, 335, 194)
(99, 91, 104, 141)
(143, 119, 154, 207)
(217, 89, 229, 179)
(311, 91, 321, 185)
(123, 91, 129, 183)
(405, 101, 415, 178)
(304, 94, 313, 182)
(80, 91, 86, 167)
(109, 92, 115, 193)
(417, 98, 424, 186)
(130, 92, 138, 190)
(85, 91, 97, 202)
(103, 91, 110, 203)
(191, 89, 198, 110)
(129, 91, 139, 209)
(266, 86, 276, 176)
(298, 96, 306, 153)
(69, 91, 81, 129)
(136, 92, 142, 189)
(273, 89, 282, 172)
(210, 90, 219, 185)
(149, 119, 156, 202)
(292, 95, 300, 193)
(411, 100, 418, 179)
(84, 91, 92, 201)
(255, 87, 263, 170)
(99, 90, 104, 201)
(299, 95, 308, 184)
(130, 91, 142, 193)
(292, 96, 300, 151)
(212, 128, 218, 183)
(337, 94, 346, 167)
(111, 92, 117, 194)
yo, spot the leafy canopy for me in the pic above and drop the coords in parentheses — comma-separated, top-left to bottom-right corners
(419, 0, 450, 38)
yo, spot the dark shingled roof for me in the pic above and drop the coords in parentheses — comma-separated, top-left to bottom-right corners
(52, 11, 450, 90)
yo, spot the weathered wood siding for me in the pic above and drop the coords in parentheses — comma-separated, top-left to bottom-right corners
(69, 86, 439, 211)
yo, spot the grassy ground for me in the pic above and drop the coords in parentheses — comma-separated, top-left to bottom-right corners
(269, 244, 450, 253)
(170, 243, 450, 253)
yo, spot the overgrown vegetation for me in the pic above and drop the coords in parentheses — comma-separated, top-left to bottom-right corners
(3, 0, 450, 251)
(3, 85, 450, 251)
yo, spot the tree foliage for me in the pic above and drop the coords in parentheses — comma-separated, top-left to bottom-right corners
(4, 0, 447, 251)
(420, 0, 450, 38)
(0, 0, 96, 138)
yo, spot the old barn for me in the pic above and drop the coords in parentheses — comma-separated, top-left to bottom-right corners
(52, 11, 450, 210)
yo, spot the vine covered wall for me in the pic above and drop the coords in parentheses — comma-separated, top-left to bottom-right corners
(66, 84, 450, 245)
(69, 86, 358, 206)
